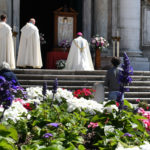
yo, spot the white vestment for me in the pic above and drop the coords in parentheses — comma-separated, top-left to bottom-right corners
(17, 23, 42, 68)
(0, 22, 15, 69)
(65, 36, 94, 70)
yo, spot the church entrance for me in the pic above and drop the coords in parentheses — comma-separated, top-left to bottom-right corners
(20, 0, 83, 68)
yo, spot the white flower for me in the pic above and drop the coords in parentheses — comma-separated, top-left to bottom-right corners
(139, 141, 150, 150)
(104, 125, 115, 136)
(0, 101, 28, 123)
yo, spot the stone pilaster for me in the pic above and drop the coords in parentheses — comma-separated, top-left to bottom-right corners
(93, 0, 108, 39)
(118, 0, 142, 56)
(82, 0, 92, 42)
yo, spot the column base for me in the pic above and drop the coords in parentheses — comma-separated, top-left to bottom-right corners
(121, 49, 142, 57)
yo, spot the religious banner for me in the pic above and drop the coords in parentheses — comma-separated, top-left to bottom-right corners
(58, 16, 73, 44)
(53, 7, 78, 50)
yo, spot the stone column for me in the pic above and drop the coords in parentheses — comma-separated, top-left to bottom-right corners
(82, 0, 92, 42)
(0, 0, 7, 14)
(93, 0, 108, 39)
(118, 0, 142, 56)
(13, 0, 20, 57)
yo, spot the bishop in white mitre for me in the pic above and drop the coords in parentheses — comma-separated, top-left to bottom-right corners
(17, 18, 42, 68)
(0, 14, 15, 69)
(65, 32, 94, 70)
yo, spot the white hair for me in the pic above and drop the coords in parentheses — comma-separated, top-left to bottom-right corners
(0, 62, 10, 70)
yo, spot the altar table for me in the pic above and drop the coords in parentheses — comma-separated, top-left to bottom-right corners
(46, 51, 68, 69)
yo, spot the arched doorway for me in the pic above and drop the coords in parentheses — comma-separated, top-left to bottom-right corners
(20, 0, 83, 68)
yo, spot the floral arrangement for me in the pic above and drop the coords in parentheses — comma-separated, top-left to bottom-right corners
(90, 34, 109, 50)
(56, 59, 66, 69)
(58, 40, 71, 49)
(73, 88, 96, 100)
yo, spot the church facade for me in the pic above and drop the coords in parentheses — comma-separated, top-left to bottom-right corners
(1, 0, 150, 70)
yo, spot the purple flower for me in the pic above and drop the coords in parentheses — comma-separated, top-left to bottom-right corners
(43, 133, 53, 138)
(42, 81, 47, 97)
(59, 40, 70, 48)
(117, 52, 133, 109)
(47, 123, 59, 128)
(52, 78, 58, 94)
(124, 133, 132, 137)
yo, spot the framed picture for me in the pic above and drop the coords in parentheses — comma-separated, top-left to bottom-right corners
(53, 7, 78, 49)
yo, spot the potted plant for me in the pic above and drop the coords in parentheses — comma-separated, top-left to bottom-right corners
(90, 35, 109, 69)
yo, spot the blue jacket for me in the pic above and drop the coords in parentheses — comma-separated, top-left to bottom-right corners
(0, 69, 20, 85)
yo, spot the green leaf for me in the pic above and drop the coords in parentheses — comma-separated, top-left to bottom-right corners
(0, 138, 17, 150)
(40, 144, 65, 150)
(65, 144, 77, 150)
(104, 101, 116, 107)
(134, 115, 147, 120)
(124, 99, 133, 109)
(8, 127, 18, 142)
(131, 117, 145, 132)
(0, 124, 18, 142)
(53, 105, 61, 113)
(78, 145, 85, 150)
(21, 144, 44, 150)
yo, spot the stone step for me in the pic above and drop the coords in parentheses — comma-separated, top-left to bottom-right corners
(13, 69, 107, 75)
(21, 85, 93, 90)
(18, 80, 103, 86)
(18, 79, 150, 87)
(105, 92, 150, 98)
(16, 74, 150, 82)
(13, 69, 150, 76)
(105, 98, 150, 104)
(126, 86, 150, 92)
(17, 74, 105, 81)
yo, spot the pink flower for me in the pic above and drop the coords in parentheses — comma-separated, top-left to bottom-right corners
(88, 122, 99, 129)
(138, 107, 145, 114)
(14, 98, 24, 104)
(136, 99, 140, 102)
(143, 112, 150, 119)
(92, 39, 96, 44)
(141, 119, 150, 130)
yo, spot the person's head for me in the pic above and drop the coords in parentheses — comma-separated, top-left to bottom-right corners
(0, 14, 7, 22)
(0, 62, 10, 70)
(29, 18, 36, 25)
(111, 57, 120, 67)
(77, 32, 83, 37)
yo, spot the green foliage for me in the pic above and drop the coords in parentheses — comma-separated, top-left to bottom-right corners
(0, 124, 18, 150)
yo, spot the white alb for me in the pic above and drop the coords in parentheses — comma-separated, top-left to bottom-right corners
(65, 36, 94, 70)
(17, 23, 42, 68)
(0, 22, 15, 69)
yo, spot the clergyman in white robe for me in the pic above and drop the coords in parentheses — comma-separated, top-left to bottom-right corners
(17, 19, 42, 68)
(65, 35, 94, 70)
(0, 21, 15, 69)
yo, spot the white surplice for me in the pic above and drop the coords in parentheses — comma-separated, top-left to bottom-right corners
(65, 36, 94, 70)
(17, 23, 42, 68)
(0, 22, 15, 69)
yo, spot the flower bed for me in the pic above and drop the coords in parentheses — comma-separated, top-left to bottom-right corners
(0, 85, 150, 150)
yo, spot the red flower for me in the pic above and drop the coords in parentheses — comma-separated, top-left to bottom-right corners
(116, 102, 119, 107)
(73, 88, 95, 99)
(23, 103, 32, 110)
